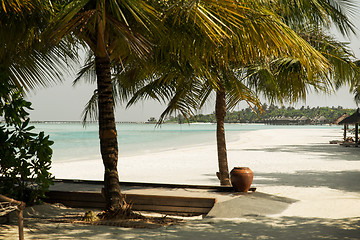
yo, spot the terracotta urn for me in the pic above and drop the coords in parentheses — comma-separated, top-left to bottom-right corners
(230, 167, 253, 192)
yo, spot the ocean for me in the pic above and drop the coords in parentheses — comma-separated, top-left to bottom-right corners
(31, 122, 342, 164)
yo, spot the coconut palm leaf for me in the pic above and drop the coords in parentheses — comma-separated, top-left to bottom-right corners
(243, 24, 360, 106)
(73, 51, 97, 86)
(164, 0, 331, 75)
(297, 26, 360, 88)
(81, 89, 98, 124)
(0, 0, 78, 91)
(264, 0, 357, 36)
(224, 71, 261, 111)
(47, 0, 159, 60)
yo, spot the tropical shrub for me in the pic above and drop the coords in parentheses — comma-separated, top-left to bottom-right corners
(0, 83, 54, 204)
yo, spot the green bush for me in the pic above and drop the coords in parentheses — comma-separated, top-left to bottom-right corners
(0, 84, 54, 204)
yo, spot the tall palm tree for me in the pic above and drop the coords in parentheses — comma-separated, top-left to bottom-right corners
(119, 0, 358, 186)
(211, 0, 359, 185)
(112, 0, 337, 186)
(46, 0, 161, 213)
(198, 0, 359, 185)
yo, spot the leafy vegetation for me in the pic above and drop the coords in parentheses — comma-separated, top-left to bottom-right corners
(166, 105, 354, 124)
(0, 84, 54, 205)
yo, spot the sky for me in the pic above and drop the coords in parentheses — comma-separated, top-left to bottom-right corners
(26, 2, 360, 122)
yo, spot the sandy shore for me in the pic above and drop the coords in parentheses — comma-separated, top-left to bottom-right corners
(1, 127, 360, 239)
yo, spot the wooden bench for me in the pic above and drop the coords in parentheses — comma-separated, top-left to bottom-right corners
(46, 191, 216, 216)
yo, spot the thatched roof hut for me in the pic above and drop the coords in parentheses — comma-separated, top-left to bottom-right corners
(332, 113, 349, 125)
(339, 109, 360, 143)
(339, 109, 360, 125)
(316, 116, 328, 124)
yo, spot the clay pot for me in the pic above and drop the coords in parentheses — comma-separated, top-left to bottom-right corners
(230, 167, 253, 192)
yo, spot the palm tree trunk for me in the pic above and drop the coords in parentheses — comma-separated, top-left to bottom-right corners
(95, 55, 124, 211)
(215, 83, 231, 186)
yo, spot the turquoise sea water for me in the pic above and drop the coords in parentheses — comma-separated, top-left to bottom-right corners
(31, 122, 341, 163)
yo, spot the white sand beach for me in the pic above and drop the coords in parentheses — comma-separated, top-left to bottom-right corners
(1, 127, 360, 239)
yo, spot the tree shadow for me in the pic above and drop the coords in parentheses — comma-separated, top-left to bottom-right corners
(253, 170, 360, 193)
(2, 215, 359, 239)
(237, 143, 360, 162)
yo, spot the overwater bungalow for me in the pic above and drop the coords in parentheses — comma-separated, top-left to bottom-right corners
(316, 116, 329, 124)
(264, 115, 322, 125)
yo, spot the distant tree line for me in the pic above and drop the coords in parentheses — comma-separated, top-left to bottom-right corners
(166, 105, 355, 124)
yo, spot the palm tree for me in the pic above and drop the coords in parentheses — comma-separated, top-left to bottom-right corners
(119, 0, 358, 186)
(113, 0, 339, 186)
(45, 0, 161, 213)
(216, 0, 359, 185)
(212, 0, 359, 185)
(198, 0, 359, 185)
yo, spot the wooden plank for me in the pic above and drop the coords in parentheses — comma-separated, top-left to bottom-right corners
(51, 178, 235, 192)
(131, 204, 211, 215)
(47, 191, 104, 203)
(48, 199, 209, 215)
(46, 191, 216, 216)
(125, 194, 216, 208)
(47, 191, 216, 208)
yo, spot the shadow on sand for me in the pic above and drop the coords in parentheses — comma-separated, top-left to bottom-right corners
(237, 143, 360, 162)
(254, 170, 360, 193)
(2, 142, 359, 239)
(229, 143, 360, 193)
(2, 215, 359, 240)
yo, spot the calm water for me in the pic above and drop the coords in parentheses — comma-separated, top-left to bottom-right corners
(31, 122, 341, 163)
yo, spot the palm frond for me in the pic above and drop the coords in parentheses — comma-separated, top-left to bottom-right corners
(106, 14, 152, 59)
(7, 39, 79, 91)
(0, 0, 79, 91)
(243, 57, 318, 104)
(73, 51, 96, 86)
(165, 0, 330, 75)
(47, 0, 91, 42)
(353, 86, 360, 105)
(298, 27, 360, 89)
(81, 89, 98, 124)
(223, 71, 261, 111)
(264, 0, 357, 37)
